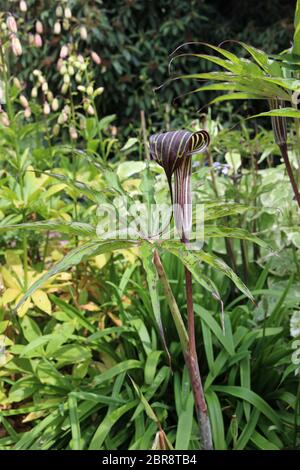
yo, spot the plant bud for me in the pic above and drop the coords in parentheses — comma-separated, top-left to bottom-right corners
(53, 123, 60, 136)
(11, 35, 22, 56)
(63, 74, 70, 84)
(33, 69, 41, 77)
(60, 45, 69, 59)
(77, 54, 84, 64)
(68, 65, 75, 75)
(91, 51, 101, 65)
(110, 126, 117, 137)
(86, 85, 93, 96)
(75, 73, 81, 83)
(0, 112, 10, 127)
(69, 127, 78, 140)
(42, 82, 48, 93)
(77, 85, 86, 93)
(28, 33, 34, 44)
(80, 118, 86, 130)
(13, 77, 21, 89)
(64, 105, 71, 115)
(31, 87, 38, 98)
(87, 104, 94, 115)
(61, 83, 69, 94)
(24, 107, 31, 118)
(59, 64, 67, 75)
(80, 25, 87, 40)
(43, 102, 50, 115)
(6, 16, 18, 34)
(64, 7, 72, 19)
(52, 98, 59, 111)
(34, 33, 43, 48)
(94, 87, 104, 97)
(19, 1, 27, 12)
(58, 111, 68, 124)
(36, 20, 43, 34)
(47, 91, 53, 102)
(54, 21, 61, 35)
(56, 58, 64, 71)
(20, 94, 29, 108)
(56, 5, 63, 17)
(63, 19, 70, 30)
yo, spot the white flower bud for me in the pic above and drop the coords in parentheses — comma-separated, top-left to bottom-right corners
(87, 104, 94, 115)
(42, 82, 48, 93)
(43, 102, 50, 115)
(11, 35, 22, 56)
(31, 87, 38, 98)
(34, 33, 43, 48)
(69, 127, 78, 140)
(20, 1, 27, 12)
(20, 94, 29, 108)
(91, 51, 101, 65)
(75, 73, 82, 83)
(54, 21, 61, 35)
(64, 7, 72, 19)
(35, 20, 43, 34)
(7, 16, 18, 34)
(58, 111, 68, 124)
(94, 87, 104, 97)
(19, 1, 27, 12)
(56, 5, 63, 17)
(59, 64, 67, 75)
(60, 45, 69, 59)
(0, 112, 10, 127)
(68, 65, 75, 75)
(52, 98, 59, 111)
(24, 107, 31, 118)
(63, 74, 70, 84)
(13, 77, 21, 89)
(86, 85, 93, 96)
(80, 25, 87, 40)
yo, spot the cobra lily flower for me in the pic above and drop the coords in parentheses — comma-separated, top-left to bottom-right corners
(149, 129, 210, 240)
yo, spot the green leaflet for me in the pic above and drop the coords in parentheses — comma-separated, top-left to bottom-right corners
(15, 240, 137, 312)
(140, 243, 170, 362)
(0, 220, 96, 236)
(161, 241, 254, 302)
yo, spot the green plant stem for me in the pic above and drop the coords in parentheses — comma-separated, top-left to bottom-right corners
(153, 249, 213, 450)
(279, 143, 300, 209)
(22, 214, 28, 290)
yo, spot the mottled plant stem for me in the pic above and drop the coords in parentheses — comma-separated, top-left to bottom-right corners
(153, 249, 213, 450)
(183, 263, 213, 450)
(279, 143, 300, 209)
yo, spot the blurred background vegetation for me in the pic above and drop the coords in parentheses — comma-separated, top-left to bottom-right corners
(8, 0, 296, 130)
